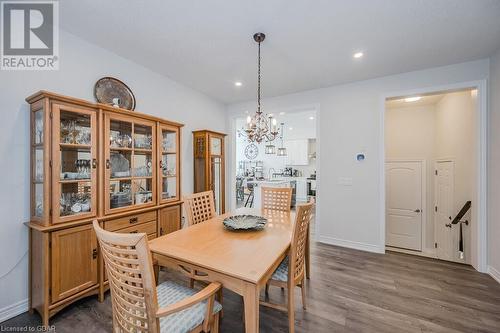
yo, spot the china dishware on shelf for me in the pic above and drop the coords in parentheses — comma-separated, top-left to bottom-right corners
(134, 134, 152, 149)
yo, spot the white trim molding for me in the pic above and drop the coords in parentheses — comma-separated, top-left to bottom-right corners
(0, 299, 28, 323)
(488, 266, 500, 285)
(317, 235, 384, 254)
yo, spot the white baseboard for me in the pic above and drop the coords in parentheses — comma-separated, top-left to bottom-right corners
(488, 265, 500, 284)
(0, 299, 28, 323)
(317, 235, 383, 254)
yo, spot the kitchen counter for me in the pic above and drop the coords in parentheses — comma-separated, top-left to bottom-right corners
(246, 179, 292, 209)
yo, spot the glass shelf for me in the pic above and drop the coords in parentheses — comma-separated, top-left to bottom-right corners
(106, 115, 158, 213)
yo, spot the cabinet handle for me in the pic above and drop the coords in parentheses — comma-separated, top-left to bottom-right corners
(92, 158, 98, 169)
(129, 217, 138, 224)
(160, 227, 163, 236)
(159, 160, 164, 168)
(130, 230, 138, 234)
(105, 159, 111, 169)
(92, 248, 98, 259)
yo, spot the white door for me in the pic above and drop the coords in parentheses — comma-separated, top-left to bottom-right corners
(386, 161, 423, 250)
(435, 161, 454, 261)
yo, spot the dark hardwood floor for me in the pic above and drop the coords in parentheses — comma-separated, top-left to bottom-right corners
(3, 242, 500, 332)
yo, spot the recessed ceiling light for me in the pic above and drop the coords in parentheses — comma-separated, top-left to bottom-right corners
(404, 96, 422, 102)
(309, 116, 314, 120)
(353, 52, 364, 59)
(279, 112, 286, 116)
(289, 127, 293, 130)
(234, 81, 243, 87)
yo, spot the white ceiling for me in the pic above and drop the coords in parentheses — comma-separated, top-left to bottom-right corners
(60, 0, 500, 104)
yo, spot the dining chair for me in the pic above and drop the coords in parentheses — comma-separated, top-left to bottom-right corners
(183, 191, 216, 226)
(93, 221, 222, 333)
(261, 186, 293, 211)
(182, 191, 223, 313)
(260, 202, 314, 333)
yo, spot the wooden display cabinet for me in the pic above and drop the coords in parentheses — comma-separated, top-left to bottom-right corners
(26, 91, 184, 326)
(193, 130, 226, 214)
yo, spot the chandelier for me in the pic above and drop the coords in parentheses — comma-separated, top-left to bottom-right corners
(239, 33, 279, 144)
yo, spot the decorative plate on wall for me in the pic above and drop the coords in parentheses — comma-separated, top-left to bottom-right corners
(94, 77, 136, 110)
(245, 143, 259, 160)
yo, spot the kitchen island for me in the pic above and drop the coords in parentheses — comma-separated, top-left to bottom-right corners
(246, 179, 293, 209)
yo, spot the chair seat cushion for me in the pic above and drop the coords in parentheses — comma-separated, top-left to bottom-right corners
(271, 256, 289, 282)
(158, 281, 222, 333)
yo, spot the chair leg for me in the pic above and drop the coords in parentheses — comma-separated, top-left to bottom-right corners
(189, 278, 195, 289)
(212, 312, 220, 333)
(300, 278, 306, 310)
(217, 288, 224, 318)
(287, 285, 295, 333)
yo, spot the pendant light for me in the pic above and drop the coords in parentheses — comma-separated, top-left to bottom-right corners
(277, 123, 287, 156)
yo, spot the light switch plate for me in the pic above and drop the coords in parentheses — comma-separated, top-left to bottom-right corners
(338, 177, 353, 186)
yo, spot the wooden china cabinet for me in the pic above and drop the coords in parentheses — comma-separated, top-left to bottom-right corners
(26, 91, 183, 326)
(193, 130, 226, 214)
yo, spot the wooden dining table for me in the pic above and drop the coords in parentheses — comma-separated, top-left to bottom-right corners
(148, 207, 298, 333)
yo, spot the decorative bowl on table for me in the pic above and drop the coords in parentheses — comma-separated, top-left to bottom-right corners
(223, 215, 267, 231)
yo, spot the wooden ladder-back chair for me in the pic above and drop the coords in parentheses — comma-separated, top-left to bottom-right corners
(261, 186, 293, 212)
(93, 221, 222, 333)
(183, 191, 216, 226)
(182, 191, 223, 313)
(260, 202, 314, 333)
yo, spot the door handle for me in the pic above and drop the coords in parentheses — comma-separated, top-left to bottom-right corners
(414, 209, 421, 213)
(445, 223, 452, 228)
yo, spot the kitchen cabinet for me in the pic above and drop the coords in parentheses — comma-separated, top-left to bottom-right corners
(285, 139, 309, 166)
(295, 178, 308, 202)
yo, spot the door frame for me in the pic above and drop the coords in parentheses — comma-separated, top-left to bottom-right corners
(434, 159, 456, 261)
(385, 159, 426, 252)
(380, 79, 488, 272)
(227, 103, 321, 238)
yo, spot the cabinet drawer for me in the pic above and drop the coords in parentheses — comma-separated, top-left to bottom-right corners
(116, 220, 157, 235)
(147, 233, 157, 240)
(104, 211, 157, 232)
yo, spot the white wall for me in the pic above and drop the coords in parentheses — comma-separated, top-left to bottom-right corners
(227, 59, 489, 255)
(489, 49, 500, 280)
(385, 104, 437, 251)
(435, 91, 476, 264)
(0, 30, 226, 319)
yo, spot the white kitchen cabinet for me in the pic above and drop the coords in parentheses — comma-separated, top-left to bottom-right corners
(295, 178, 308, 202)
(285, 139, 309, 165)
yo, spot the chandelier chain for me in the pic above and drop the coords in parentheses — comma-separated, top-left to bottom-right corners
(257, 40, 261, 113)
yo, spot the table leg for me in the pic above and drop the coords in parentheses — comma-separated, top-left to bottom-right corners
(153, 264, 160, 285)
(243, 282, 259, 333)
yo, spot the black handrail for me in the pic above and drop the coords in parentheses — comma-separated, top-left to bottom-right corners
(451, 201, 471, 225)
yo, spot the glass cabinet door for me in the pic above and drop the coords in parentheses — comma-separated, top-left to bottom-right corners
(158, 124, 179, 202)
(52, 104, 97, 223)
(31, 104, 49, 222)
(209, 135, 224, 214)
(105, 113, 156, 214)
